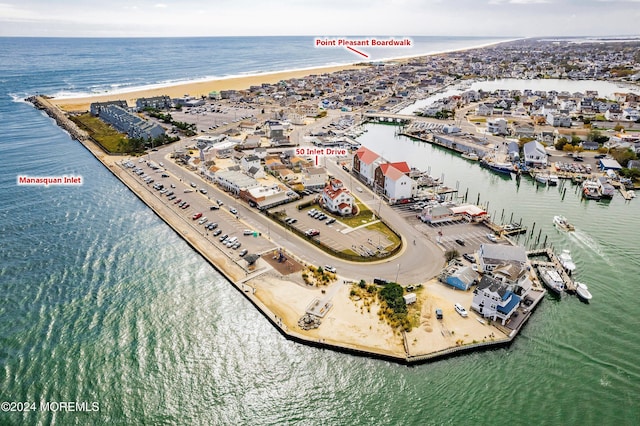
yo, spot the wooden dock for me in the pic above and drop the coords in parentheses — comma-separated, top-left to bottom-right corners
(527, 248, 576, 292)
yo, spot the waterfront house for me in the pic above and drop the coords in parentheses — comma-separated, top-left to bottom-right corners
(321, 179, 354, 216)
(471, 275, 521, 325)
(373, 162, 415, 203)
(478, 244, 527, 275)
(507, 141, 521, 162)
(353, 146, 382, 186)
(90, 100, 128, 116)
(523, 140, 548, 168)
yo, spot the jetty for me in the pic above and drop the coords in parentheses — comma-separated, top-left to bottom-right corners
(527, 248, 576, 293)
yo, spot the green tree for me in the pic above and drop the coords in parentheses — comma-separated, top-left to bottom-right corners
(445, 249, 459, 262)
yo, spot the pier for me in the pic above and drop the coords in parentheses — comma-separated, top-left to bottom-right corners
(527, 248, 576, 293)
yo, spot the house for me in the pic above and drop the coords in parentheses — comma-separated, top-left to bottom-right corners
(507, 141, 520, 162)
(471, 275, 521, 325)
(444, 266, 478, 291)
(477, 244, 527, 275)
(214, 170, 260, 195)
(352, 146, 382, 186)
(475, 102, 494, 116)
(546, 113, 572, 128)
(487, 118, 509, 135)
(321, 179, 354, 216)
(302, 166, 327, 189)
(93, 104, 165, 141)
(373, 162, 415, 202)
(523, 140, 548, 167)
(90, 100, 128, 116)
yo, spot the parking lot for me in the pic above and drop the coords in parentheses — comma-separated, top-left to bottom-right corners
(122, 159, 275, 264)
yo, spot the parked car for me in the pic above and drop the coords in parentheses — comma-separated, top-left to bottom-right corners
(239, 249, 248, 257)
(324, 265, 336, 273)
(192, 213, 202, 220)
(454, 303, 468, 318)
(463, 253, 475, 263)
(455, 238, 466, 246)
(486, 233, 498, 243)
(229, 207, 238, 215)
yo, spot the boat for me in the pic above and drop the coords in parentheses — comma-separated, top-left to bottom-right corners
(535, 174, 548, 185)
(553, 215, 575, 231)
(461, 151, 479, 161)
(558, 249, 576, 274)
(548, 174, 559, 186)
(582, 180, 601, 200)
(539, 267, 565, 295)
(575, 282, 593, 302)
(480, 159, 517, 175)
(628, 190, 636, 198)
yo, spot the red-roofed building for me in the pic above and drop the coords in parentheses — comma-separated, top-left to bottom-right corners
(373, 162, 416, 203)
(321, 179, 354, 216)
(352, 146, 382, 185)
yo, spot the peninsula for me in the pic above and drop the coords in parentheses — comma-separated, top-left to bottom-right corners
(32, 38, 640, 363)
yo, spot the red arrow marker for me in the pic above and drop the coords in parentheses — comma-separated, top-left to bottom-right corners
(346, 46, 368, 58)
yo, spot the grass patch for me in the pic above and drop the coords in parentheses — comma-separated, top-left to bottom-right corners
(337, 199, 377, 228)
(365, 221, 401, 249)
(70, 113, 129, 153)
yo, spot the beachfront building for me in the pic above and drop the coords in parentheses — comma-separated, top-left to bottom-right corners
(523, 140, 548, 168)
(353, 146, 382, 186)
(135, 96, 172, 111)
(471, 275, 521, 325)
(94, 104, 166, 141)
(90, 100, 128, 116)
(321, 179, 354, 216)
(373, 161, 416, 203)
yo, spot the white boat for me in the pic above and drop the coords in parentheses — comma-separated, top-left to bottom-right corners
(535, 174, 548, 185)
(539, 267, 565, 295)
(548, 174, 559, 186)
(461, 151, 479, 161)
(628, 190, 636, 198)
(558, 249, 576, 274)
(575, 282, 593, 302)
(553, 215, 575, 231)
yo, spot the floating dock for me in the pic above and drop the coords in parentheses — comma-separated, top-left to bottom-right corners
(527, 248, 576, 293)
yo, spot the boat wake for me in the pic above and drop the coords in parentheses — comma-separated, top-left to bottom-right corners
(568, 230, 613, 267)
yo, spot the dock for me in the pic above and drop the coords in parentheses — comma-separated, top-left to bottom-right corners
(527, 248, 576, 292)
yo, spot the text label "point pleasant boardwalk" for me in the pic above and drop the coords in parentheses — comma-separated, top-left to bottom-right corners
(314, 37, 413, 58)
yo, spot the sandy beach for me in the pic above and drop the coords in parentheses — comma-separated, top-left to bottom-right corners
(52, 64, 361, 112)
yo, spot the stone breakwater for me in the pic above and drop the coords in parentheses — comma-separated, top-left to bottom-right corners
(27, 96, 92, 146)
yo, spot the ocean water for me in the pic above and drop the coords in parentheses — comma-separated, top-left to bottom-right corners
(1, 36, 639, 425)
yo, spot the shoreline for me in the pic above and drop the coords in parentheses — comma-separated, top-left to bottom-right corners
(30, 95, 532, 365)
(50, 37, 519, 112)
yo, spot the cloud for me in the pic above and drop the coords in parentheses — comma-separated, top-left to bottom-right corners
(489, 0, 550, 4)
(154, 3, 168, 7)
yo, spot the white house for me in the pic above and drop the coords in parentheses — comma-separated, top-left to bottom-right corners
(353, 146, 382, 186)
(374, 162, 415, 203)
(321, 179, 354, 216)
(487, 118, 509, 135)
(546, 112, 572, 128)
(477, 244, 528, 275)
(302, 166, 327, 189)
(523, 140, 548, 167)
(471, 275, 521, 325)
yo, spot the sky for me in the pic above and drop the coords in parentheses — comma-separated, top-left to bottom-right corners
(1, 0, 640, 38)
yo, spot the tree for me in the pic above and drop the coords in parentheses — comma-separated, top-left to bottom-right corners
(555, 137, 569, 151)
(445, 249, 459, 262)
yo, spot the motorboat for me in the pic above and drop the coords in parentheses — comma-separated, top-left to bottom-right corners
(539, 267, 565, 296)
(558, 249, 576, 274)
(575, 282, 593, 302)
(461, 151, 479, 161)
(553, 215, 575, 231)
(535, 174, 548, 185)
(582, 180, 601, 200)
(548, 174, 559, 186)
(628, 190, 636, 198)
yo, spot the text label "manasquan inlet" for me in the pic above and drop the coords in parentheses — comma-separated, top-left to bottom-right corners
(17, 175, 83, 187)
(314, 37, 413, 48)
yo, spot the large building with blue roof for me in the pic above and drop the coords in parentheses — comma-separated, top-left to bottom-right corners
(471, 275, 521, 325)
